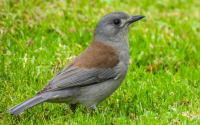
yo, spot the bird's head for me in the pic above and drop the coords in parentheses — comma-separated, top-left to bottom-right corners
(94, 12, 144, 42)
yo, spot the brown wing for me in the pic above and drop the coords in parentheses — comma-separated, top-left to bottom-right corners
(36, 40, 121, 94)
(70, 40, 119, 69)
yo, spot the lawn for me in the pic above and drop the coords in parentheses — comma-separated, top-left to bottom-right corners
(0, 0, 200, 124)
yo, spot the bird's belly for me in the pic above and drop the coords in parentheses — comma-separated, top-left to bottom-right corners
(46, 73, 126, 108)
(74, 74, 126, 108)
(45, 64, 127, 109)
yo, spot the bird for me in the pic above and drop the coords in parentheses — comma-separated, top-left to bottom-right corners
(5, 11, 144, 116)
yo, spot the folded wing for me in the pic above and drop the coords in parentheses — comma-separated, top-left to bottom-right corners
(37, 40, 121, 94)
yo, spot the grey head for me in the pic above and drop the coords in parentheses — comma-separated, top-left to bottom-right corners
(93, 12, 144, 42)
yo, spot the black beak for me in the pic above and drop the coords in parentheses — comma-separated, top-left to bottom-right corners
(129, 15, 145, 23)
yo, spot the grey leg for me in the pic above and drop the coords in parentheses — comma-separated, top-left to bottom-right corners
(70, 104, 77, 112)
(89, 106, 95, 111)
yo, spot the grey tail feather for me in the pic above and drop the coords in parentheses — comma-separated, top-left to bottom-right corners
(5, 95, 48, 116)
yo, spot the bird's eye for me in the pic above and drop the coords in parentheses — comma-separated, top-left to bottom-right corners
(114, 19, 121, 25)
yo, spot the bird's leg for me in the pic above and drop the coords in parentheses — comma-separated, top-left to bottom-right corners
(70, 104, 77, 112)
(89, 106, 96, 116)
(89, 106, 95, 111)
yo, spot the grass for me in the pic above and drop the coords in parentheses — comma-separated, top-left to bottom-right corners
(0, 0, 200, 124)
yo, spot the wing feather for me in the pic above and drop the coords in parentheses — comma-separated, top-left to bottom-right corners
(37, 64, 121, 94)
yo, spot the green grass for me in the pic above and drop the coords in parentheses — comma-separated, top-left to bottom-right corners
(0, 0, 200, 124)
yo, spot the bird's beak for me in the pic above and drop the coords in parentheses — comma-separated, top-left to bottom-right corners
(128, 15, 145, 24)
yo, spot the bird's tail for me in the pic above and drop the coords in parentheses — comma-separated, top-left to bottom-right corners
(5, 95, 48, 116)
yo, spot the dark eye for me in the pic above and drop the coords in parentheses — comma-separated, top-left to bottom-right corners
(114, 19, 121, 25)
